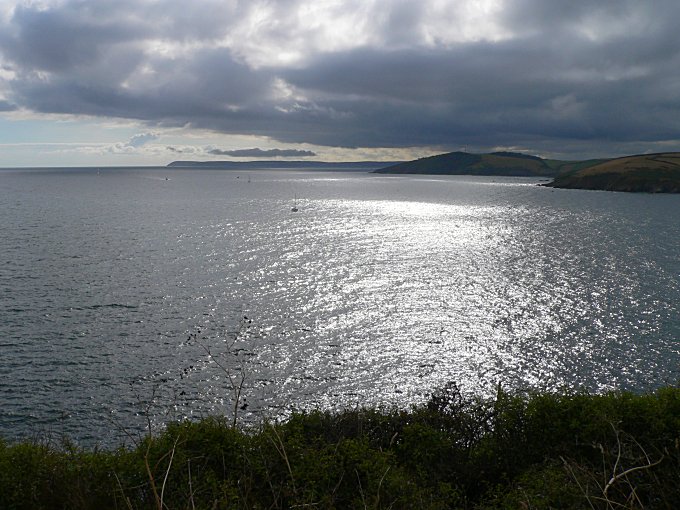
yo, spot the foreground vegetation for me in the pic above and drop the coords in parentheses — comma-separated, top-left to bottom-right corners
(2, 384, 679, 509)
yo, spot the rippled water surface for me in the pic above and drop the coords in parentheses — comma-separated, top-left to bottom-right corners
(1, 167, 678, 444)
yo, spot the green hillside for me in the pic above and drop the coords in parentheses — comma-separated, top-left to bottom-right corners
(546, 153, 680, 192)
(544, 158, 608, 175)
(374, 151, 559, 176)
(375, 150, 680, 192)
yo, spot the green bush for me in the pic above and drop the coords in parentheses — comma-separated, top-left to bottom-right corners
(1, 386, 678, 509)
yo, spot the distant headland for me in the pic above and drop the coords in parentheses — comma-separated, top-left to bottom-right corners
(167, 160, 398, 170)
(374, 151, 680, 193)
(542, 153, 680, 193)
(374, 151, 560, 177)
(168, 151, 680, 192)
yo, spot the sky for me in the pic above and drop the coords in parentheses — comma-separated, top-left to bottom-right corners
(1, 0, 680, 167)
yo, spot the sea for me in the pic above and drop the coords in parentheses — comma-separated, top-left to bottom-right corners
(1, 167, 678, 446)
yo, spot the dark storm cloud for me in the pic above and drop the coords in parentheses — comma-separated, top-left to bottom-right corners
(208, 148, 316, 157)
(501, 0, 662, 32)
(166, 146, 198, 154)
(0, 99, 15, 111)
(0, 2, 147, 75)
(2, 0, 680, 157)
(276, 38, 680, 148)
(8, 46, 272, 124)
(0, 0, 236, 73)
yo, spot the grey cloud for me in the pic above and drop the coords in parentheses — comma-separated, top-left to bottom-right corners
(501, 0, 662, 33)
(0, 0, 240, 73)
(0, 2, 146, 73)
(2, 0, 680, 159)
(7, 45, 272, 125)
(208, 148, 316, 157)
(272, 9, 680, 149)
(0, 99, 16, 111)
(167, 146, 198, 154)
(273, 39, 680, 148)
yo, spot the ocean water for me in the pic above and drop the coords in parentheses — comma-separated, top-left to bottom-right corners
(1, 167, 678, 445)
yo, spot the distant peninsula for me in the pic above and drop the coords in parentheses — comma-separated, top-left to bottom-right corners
(167, 160, 398, 170)
(168, 151, 680, 192)
(543, 153, 680, 193)
(374, 150, 680, 193)
(374, 151, 561, 177)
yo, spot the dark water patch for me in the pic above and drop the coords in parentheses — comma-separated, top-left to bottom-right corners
(87, 303, 139, 310)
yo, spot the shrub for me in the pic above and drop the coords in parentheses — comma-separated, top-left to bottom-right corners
(1, 385, 678, 509)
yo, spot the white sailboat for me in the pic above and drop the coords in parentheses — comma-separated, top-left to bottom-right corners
(291, 194, 299, 212)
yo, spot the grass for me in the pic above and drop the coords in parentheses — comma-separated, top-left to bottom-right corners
(1, 384, 679, 509)
(545, 153, 680, 192)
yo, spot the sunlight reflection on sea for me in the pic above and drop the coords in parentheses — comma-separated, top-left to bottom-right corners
(0, 168, 678, 444)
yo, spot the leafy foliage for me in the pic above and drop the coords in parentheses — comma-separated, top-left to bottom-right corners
(1, 386, 679, 509)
